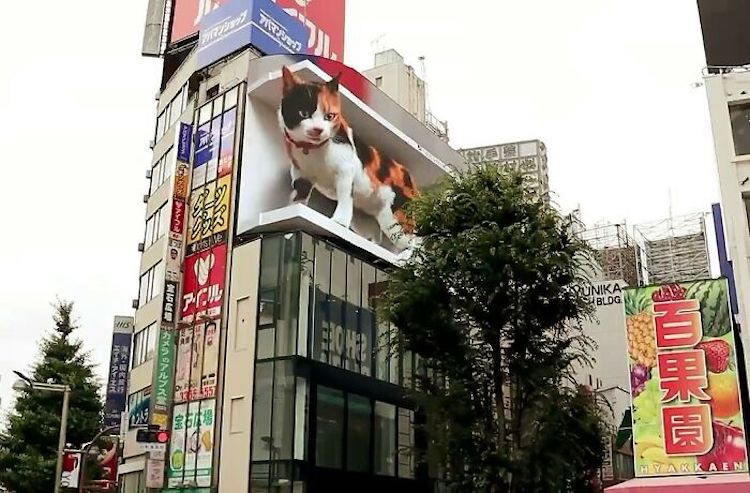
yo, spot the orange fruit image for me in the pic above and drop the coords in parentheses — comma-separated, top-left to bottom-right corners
(707, 371, 741, 419)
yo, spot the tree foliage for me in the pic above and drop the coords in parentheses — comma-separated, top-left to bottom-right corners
(0, 301, 103, 493)
(385, 167, 606, 492)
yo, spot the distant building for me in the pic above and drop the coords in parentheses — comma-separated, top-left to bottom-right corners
(457, 140, 550, 205)
(582, 223, 641, 287)
(363, 49, 449, 141)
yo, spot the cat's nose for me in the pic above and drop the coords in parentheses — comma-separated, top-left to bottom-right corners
(308, 127, 323, 137)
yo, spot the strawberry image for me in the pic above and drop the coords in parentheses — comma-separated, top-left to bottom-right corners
(696, 339, 731, 374)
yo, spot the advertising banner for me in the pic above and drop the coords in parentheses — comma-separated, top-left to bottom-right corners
(162, 280, 179, 325)
(181, 243, 227, 323)
(177, 122, 194, 163)
(171, 0, 225, 44)
(187, 175, 231, 254)
(625, 279, 747, 476)
(168, 400, 216, 488)
(151, 328, 176, 428)
(174, 327, 194, 403)
(60, 450, 82, 488)
(174, 322, 219, 402)
(197, 0, 309, 70)
(128, 392, 151, 428)
(201, 320, 219, 399)
(170, 199, 188, 238)
(103, 316, 133, 428)
(273, 0, 346, 61)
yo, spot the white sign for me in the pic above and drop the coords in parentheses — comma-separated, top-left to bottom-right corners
(60, 451, 82, 488)
(146, 458, 165, 489)
(139, 442, 167, 452)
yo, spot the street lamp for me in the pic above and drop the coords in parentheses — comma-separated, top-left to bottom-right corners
(13, 370, 71, 493)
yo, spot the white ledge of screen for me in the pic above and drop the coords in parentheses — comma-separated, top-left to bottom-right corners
(246, 59, 453, 189)
(246, 203, 399, 265)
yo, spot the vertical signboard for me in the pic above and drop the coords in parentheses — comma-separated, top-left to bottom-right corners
(167, 399, 216, 488)
(625, 279, 747, 476)
(104, 316, 133, 428)
(151, 329, 176, 429)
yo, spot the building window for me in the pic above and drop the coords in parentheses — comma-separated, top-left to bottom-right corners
(132, 323, 156, 368)
(138, 261, 164, 307)
(120, 471, 145, 493)
(347, 394, 372, 472)
(252, 362, 274, 461)
(397, 408, 416, 478)
(144, 202, 169, 248)
(730, 103, 750, 156)
(316, 386, 344, 469)
(374, 401, 397, 476)
(154, 83, 188, 142)
(149, 146, 175, 195)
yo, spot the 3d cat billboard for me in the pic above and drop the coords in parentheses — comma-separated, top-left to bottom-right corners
(234, 56, 461, 256)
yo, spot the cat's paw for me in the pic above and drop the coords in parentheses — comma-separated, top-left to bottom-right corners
(331, 208, 353, 229)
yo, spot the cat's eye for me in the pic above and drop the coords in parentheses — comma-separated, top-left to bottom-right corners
(298, 110, 311, 118)
(324, 113, 336, 121)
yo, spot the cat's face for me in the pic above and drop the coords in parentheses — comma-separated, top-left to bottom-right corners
(280, 66, 342, 145)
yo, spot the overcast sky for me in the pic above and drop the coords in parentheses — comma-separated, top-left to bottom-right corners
(0, 0, 717, 418)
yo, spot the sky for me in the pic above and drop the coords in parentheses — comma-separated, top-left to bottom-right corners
(0, 0, 719, 418)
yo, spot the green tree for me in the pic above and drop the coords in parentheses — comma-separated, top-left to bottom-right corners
(0, 301, 103, 493)
(385, 167, 606, 492)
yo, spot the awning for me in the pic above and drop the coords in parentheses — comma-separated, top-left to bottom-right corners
(605, 474, 750, 492)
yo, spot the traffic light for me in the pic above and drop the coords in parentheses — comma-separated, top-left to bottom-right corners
(136, 428, 170, 444)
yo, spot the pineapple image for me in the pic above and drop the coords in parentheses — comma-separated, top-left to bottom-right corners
(625, 290, 657, 368)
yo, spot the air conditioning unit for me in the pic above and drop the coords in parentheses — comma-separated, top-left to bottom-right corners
(149, 139, 156, 149)
(145, 170, 153, 179)
(137, 242, 145, 252)
(143, 194, 150, 203)
(132, 299, 140, 310)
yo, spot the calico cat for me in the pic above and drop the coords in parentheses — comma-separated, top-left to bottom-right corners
(278, 66, 417, 250)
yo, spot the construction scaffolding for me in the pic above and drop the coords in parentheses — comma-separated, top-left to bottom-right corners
(581, 223, 641, 286)
(633, 212, 711, 285)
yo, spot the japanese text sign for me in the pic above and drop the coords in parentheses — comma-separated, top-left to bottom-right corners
(181, 243, 227, 323)
(624, 279, 747, 477)
(104, 317, 133, 428)
(273, 0, 345, 61)
(168, 400, 215, 488)
(152, 329, 176, 419)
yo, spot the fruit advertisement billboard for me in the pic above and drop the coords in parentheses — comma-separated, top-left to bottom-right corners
(625, 279, 747, 477)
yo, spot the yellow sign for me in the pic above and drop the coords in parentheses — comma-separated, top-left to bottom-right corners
(186, 174, 231, 255)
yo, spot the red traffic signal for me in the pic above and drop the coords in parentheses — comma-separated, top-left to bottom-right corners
(136, 429, 170, 444)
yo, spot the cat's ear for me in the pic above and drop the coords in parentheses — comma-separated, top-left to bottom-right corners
(326, 72, 342, 93)
(281, 66, 302, 95)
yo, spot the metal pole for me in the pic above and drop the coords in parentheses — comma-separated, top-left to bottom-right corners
(54, 386, 71, 493)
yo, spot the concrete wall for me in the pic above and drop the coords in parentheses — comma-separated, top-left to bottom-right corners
(217, 239, 261, 493)
(704, 71, 750, 379)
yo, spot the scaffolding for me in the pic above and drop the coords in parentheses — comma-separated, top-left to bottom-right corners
(633, 212, 710, 285)
(581, 223, 641, 286)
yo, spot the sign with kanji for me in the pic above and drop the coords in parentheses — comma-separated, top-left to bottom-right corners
(103, 317, 133, 428)
(151, 328, 176, 426)
(168, 400, 215, 488)
(624, 279, 747, 477)
(180, 243, 227, 323)
(186, 174, 231, 256)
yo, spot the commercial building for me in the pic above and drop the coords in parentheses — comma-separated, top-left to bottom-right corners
(362, 49, 449, 142)
(457, 140, 550, 204)
(123, 1, 465, 491)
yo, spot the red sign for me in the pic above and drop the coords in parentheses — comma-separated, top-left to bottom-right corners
(274, 0, 346, 61)
(170, 0, 225, 44)
(181, 243, 227, 322)
(170, 199, 187, 236)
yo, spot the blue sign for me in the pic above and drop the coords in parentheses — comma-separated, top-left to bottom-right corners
(712, 203, 740, 316)
(197, 0, 310, 70)
(177, 123, 193, 163)
(129, 393, 151, 428)
(104, 331, 132, 428)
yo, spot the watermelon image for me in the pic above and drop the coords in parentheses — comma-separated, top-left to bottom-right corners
(684, 279, 731, 337)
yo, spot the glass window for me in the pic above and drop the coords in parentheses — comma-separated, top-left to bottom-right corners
(138, 262, 163, 307)
(276, 234, 301, 357)
(402, 349, 413, 390)
(345, 256, 361, 373)
(298, 235, 315, 357)
(327, 249, 347, 368)
(252, 362, 273, 461)
(156, 111, 166, 140)
(374, 401, 396, 476)
(361, 264, 376, 377)
(398, 408, 415, 478)
(347, 394, 371, 472)
(316, 386, 344, 469)
(730, 103, 750, 156)
(132, 324, 156, 368)
(250, 463, 270, 493)
(313, 241, 331, 363)
(169, 93, 182, 126)
(271, 361, 296, 460)
(120, 471, 144, 493)
(294, 377, 308, 460)
(259, 237, 280, 358)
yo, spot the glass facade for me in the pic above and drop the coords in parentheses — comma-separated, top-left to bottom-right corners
(249, 232, 426, 492)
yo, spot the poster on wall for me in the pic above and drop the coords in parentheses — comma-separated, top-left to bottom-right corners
(168, 400, 215, 488)
(625, 279, 747, 476)
(181, 243, 228, 323)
